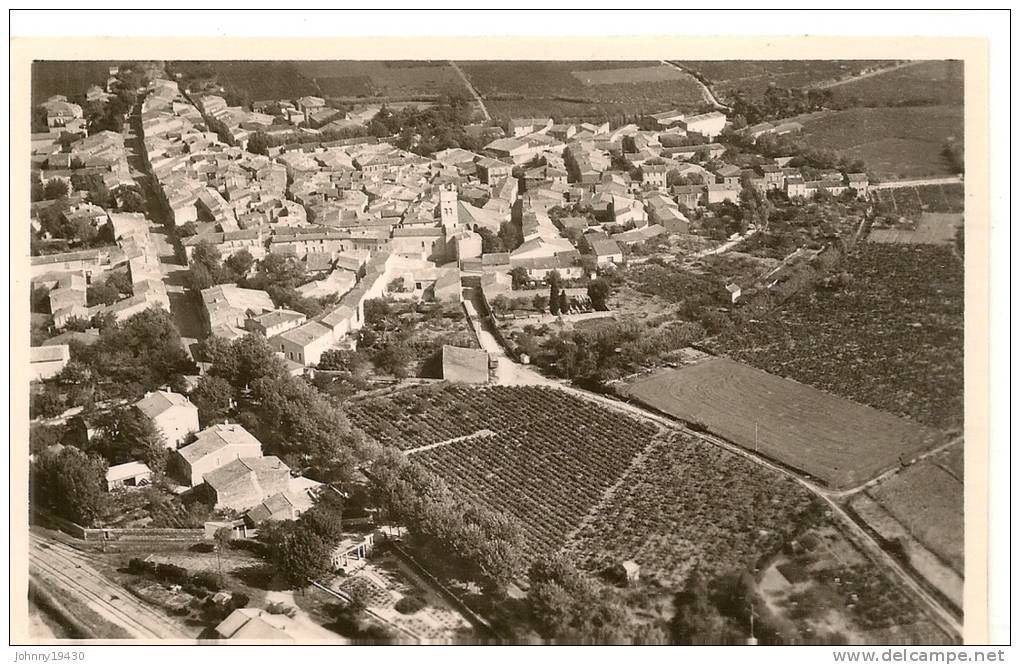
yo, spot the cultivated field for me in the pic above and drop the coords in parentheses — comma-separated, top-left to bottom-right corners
(169, 61, 320, 100)
(293, 61, 467, 99)
(869, 212, 964, 245)
(349, 384, 659, 557)
(677, 60, 896, 98)
(798, 106, 964, 179)
(457, 61, 707, 121)
(830, 60, 964, 107)
(564, 431, 824, 588)
(621, 358, 944, 490)
(709, 243, 964, 431)
(871, 183, 965, 220)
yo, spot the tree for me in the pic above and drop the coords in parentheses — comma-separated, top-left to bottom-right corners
(587, 278, 611, 311)
(318, 349, 367, 374)
(214, 526, 234, 576)
(189, 375, 234, 425)
(299, 489, 345, 543)
(91, 406, 167, 466)
(177, 221, 199, 237)
(476, 226, 505, 254)
(246, 131, 270, 156)
(672, 569, 730, 645)
(30, 447, 108, 526)
(269, 523, 332, 588)
(43, 179, 69, 200)
(86, 280, 121, 307)
(114, 186, 146, 213)
(510, 266, 530, 289)
(224, 249, 255, 279)
(548, 271, 562, 316)
(558, 290, 568, 314)
(532, 294, 548, 313)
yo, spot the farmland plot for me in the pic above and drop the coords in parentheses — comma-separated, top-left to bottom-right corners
(564, 432, 824, 588)
(869, 213, 963, 245)
(677, 60, 896, 97)
(798, 106, 964, 179)
(621, 358, 944, 490)
(349, 385, 661, 557)
(709, 243, 964, 430)
(831, 60, 964, 107)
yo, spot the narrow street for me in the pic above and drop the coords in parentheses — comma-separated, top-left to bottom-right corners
(122, 97, 206, 351)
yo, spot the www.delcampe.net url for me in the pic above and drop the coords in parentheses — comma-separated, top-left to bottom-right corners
(834, 650, 1007, 663)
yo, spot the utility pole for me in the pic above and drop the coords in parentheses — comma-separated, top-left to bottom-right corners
(746, 603, 758, 646)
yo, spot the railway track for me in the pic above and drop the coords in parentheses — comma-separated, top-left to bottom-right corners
(29, 533, 191, 640)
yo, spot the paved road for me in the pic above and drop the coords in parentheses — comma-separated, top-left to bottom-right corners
(29, 531, 192, 639)
(449, 61, 490, 121)
(871, 176, 964, 190)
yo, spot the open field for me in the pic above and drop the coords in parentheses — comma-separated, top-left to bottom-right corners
(798, 106, 964, 179)
(865, 446, 964, 575)
(869, 212, 963, 245)
(563, 431, 824, 587)
(293, 61, 467, 99)
(571, 64, 690, 85)
(621, 358, 943, 490)
(457, 61, 707, 120)
(676, 60, 896, 98)
(830, 60, 964, 107)
(350, 385, 659, 557)
(708, 243, 964, 431)
(32, 61, 115, 104)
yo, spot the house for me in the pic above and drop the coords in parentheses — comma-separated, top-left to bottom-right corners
(760, 164, 785, 190)
(706, 184, 740, 205)
(201, 284, 275, 333)
(681, 111, 727, 139)
(270, 320, 334, 367)
(619, 560, 641, 583)
(243, 480, 320, 526)
(726, 283, 742, 303)
(475, 156, 513, 184)
(847, 173, 870, 196)
(590, 238, 623, 266)
(173, 423, 263, 487)
(134, 390, 200, 448)
(671, 184, 705, 210)
(203, 456, 291, 511)
(714, 164, 743, 187)
(785, 176, 807, 199)
(508, 117, 552, 137)
(644, 109, 686, 129)
(243, 309, 305, 338)
(215, 608, 303, 642)
(442, 345, 490, 384)
(30, 344, 70, 382)
(105, 462, 152, 491)
(642, 164, 668, 190)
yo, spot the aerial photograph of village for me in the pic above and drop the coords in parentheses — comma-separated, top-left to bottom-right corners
(24, 55, 966, 645)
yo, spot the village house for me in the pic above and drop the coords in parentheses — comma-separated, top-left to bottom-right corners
(760, 164, 785, 190)
(590, 238, 624, 266)
(270, 320, 335, 367)
(172, 423, 264, 487)
(244, 309, 307, 338)
(508, 117, 553, 137)
(672, 184, 705, 210)
(641, 164, 669, 191)
(202, 456, 292, 512)
(847, 173, 870, 196)
(201, 284, 275, 334)
(681, 111, 727, 139)
(215, 608, 305, 642)
(785, 176, 807, 199)
(706, 183, 741, 205)
(714, 164, 743, 187)
(105, 461, 152, 491)
(442, 345, 490, 384)
(29, 344, 70, 382)
(134, 390, 200, 448)
(475, 156, 513, 184)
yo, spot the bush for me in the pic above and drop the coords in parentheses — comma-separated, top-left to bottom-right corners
(230, 592, 251, 610)
(155, 562, 188, 584)
(128, 557, 157, 576)
(190, 542, 215, 553)
(193, 571, 226, 592)
(394, 595, 426, 615)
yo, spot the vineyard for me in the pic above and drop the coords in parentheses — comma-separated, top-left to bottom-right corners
(708, 242, 964, 430)
(870, 183, 965, 220)
(563, 432, 825, 588)
(830, 60, 964, 107)
(622, 358, 944, 489)
(676, 60, 896, 98)
(798, 106, 964, 179)
(456, 61, 707, 121)
(293, 61, 466, 99)
(349, 384, 659, 557)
